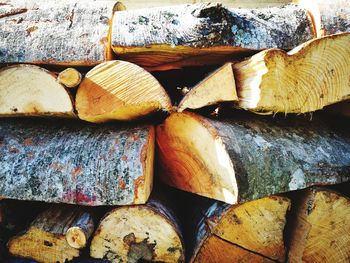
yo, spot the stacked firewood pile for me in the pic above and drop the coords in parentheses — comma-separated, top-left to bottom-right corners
(0, 0, 350, 262)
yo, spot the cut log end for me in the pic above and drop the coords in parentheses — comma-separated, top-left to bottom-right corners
(66, 227, 88, 249)
(288, 188, 350, 263)
(57, 68, 82, 88)
(76, 60, 172, 122)
(177, 63, 238, 112)
(157, 112, 238, 204)
(234, 32, 350, 114)
(90, 200, 184, 263)
(0, 64, 74, 117)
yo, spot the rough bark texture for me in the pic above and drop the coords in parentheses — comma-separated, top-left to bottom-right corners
(0, 118, 155, 205)
(288, 188, 350, 263)
(112, 3, 314, 70)
(8, 205, 94, 263)
(90, 195, 185, 263)
(188, 196, 289, 263)
(157, 112, 350, 204)
(0, 0, 115, 65)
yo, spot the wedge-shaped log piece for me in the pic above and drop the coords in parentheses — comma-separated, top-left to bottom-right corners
(0, 65, 74, 117)
(90, 196, 185, 263)
(157, 112, 350, 204)
(288, 188, 350, 263)
(76, 60, 172, 122)
(296, 0, 350, 37)
(112, 3, 314, 70)
(0, 118, 155, 205)
(189, 196, 290, 262)
(234, 33, 350, 114)
(8, 205, 94, 263)
(177, 63, 237, 112)
(0, 0, 116, 65)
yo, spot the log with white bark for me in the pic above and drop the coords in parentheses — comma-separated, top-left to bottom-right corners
(0, 64, 74, 117)
(75, 60, 172, 123)
(233, 32, 350, 114)
(296, 0, 350, 37)
(90, 196, 185, 263)
(8, 205, 95, 263)
(111, 3, 315, 71)
(0, 0, 116, 66)
(157, 112, 350, 204)
(0, 118, 155, 205)
(189, 195, 290, 263)
(288, 187, 350, 263)
(177, 63, 238, 112)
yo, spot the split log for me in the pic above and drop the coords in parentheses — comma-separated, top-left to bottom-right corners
(288, 188, 350, 263)
(189, 195, 290, 262)
(156, 112, 350, 204)
(233, 32, 350, 114)
(0, 64, 74, 117)
(0, 118, 155, 205)
(8, 205, 94, 263)
(0, 0, 116, 66)
(57, 68, 82, 89)
(90, 196, 185, 263)
(296, 0, 350, 37)
(177, 63, 237, 112)
(111, 3, 314, 71)
(76, 60, 172, 122)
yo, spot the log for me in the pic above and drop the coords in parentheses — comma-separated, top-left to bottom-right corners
(0, 118, 155, 205)
(177, 63, 238, 112)
(57, 68, 82, 89)
(75, 60, 172, 122)
(296, 0, 350, 37)
(0, 64, 74, 117)
(189, 195, 290, 262)
(233, 32, 350, 114)
(0, 0, 116, 66)
(156, 112, 350, 204)
(8, 205, 95, 263)
(90, 196, 185, 263)
(288, 188, 350, 263)
(111, 3, 315, 71)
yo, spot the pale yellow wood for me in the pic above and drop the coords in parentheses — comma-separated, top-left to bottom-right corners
(234, 33, 350, 114)
(0, 64, 74, 117)
(177, 63, 238, 112)
(288, 189, 350, 263)
(213, 196, 290, 262)
(90, 205, 184, 263)
(57, 68, 82, 89)
(76, 60, 172, 122)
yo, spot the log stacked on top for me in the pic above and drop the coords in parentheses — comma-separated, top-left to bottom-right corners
(0, 0, 349, 262)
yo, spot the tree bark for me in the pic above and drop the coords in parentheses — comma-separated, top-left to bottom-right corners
(233, 33, 350, 114)
(90, 195, 185, 263)
(0, 0, 116, 66)
(157, 112, 350, 204)
(177, 63, 238, 112)
(0, 118, 155, 205)
(8, 205, 95, 263)
(188, 195, 290, 262)
(111, 3, 314, 71)
(288, 187, 350, 263)
(0, 64, 74, 117)
(75, 60, 172, 123)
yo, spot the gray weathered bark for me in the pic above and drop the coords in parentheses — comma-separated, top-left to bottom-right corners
(112, 3, 314, 70)
(0, 119, 155, 205)
(0, 0, 115, 65)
